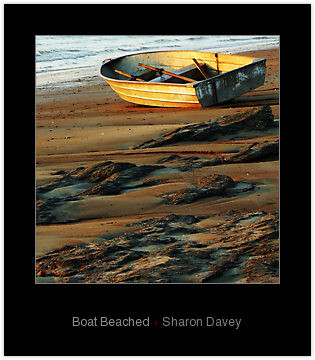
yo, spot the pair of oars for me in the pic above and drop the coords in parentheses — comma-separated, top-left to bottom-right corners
(114, 59, 208, 83)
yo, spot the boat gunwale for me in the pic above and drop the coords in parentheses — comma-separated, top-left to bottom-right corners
(99, 49, 265, 88)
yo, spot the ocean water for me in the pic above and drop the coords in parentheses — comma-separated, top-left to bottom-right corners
(36, 35, 279, 87)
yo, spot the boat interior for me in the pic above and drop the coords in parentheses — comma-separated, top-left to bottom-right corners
(100, 50, 256, 85)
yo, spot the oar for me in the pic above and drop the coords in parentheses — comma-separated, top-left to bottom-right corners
(138, 63, 196, 83)
(114, 69, 145, 82)
(192, 58, 208, 79)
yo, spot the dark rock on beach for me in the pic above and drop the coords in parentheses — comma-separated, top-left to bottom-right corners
(158, 154, 224, 171)
(162, 174, 235, 205)
(156, 136, 279, 172)
(37, 161, 165, 197)
(226, 137, 279, 164)
(36, 161, 165, 224)
(128, 214, 206, 228)
(80, 164, 165, 196)
(135, 105, 274, 149)
(36, 196, 81, 225)
(73, 161, 136, 182)
(36, 211, 279, 283)
(158, 154, 183, 163)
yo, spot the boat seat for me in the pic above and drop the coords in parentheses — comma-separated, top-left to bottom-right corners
(149, 63, 207, 84)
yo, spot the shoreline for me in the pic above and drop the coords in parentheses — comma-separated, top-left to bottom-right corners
(36, 42, 279, 92)
(36, 47, 279, 283)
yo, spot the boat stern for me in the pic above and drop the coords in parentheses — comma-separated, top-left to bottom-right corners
(194, 58, 266, 107)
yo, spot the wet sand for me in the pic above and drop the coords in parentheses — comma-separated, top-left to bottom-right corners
(36, 48, 279, 283)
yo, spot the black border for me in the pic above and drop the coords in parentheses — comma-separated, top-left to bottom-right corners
(4, 4, 311, 356)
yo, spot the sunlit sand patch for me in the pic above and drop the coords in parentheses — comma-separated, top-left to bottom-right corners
(56, 192, 165, 221)
(181, 232, 218, 244)
(196, 216, 227, 229)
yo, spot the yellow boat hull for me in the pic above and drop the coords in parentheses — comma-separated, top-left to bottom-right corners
(106, 79, 200, 107)
(100, 50, 266, 108)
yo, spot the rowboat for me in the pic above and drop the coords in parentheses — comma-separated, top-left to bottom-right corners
(99, 50, 266, 108)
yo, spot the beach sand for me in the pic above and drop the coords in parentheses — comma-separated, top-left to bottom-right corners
(36, 48, 279, 283)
